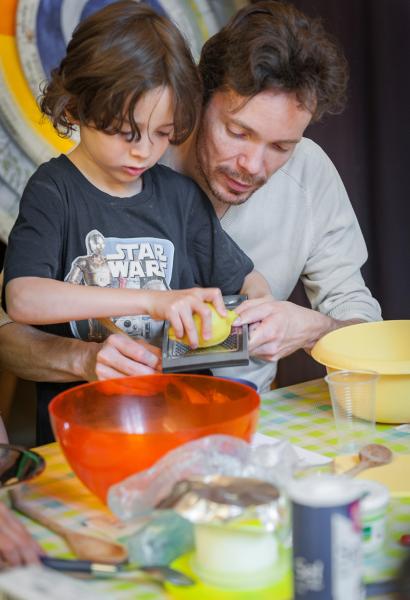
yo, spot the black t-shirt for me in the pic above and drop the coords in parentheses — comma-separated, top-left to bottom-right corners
(4, 155, 253, 444)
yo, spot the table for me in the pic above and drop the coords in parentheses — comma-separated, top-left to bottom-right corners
(6, 379, 410, 599)
(258, 379, 410, 457)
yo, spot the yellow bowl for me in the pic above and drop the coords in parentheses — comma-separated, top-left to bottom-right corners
(311, 320, 410, 423)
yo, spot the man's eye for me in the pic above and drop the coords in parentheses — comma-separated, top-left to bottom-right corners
(272, 144, 290, 153)
(227, 127, 246, 139)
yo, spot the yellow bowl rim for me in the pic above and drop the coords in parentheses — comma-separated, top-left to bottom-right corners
(311, 320, 410, 375)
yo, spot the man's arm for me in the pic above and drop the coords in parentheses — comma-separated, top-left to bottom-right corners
(0, 271, 161, 381)
(240, 270, 272, 299)
(234, 298, 363, 361)
(0, 321, 161, 382)
(0, 502, 43, 566)
(233, 142, 381, 362)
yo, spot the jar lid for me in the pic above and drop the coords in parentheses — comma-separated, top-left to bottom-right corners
(353, 479, 390, 512)
(288, 474, 362, 507)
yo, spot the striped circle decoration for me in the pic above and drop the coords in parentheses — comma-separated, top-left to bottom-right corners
(0, 0, 242, 243)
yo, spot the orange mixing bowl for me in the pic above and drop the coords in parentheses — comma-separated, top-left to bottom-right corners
(49, 374, 260, 502)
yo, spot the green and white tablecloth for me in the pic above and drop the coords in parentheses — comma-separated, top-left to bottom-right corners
(258, 378, 410, 456)
(3, 378, 409, 599)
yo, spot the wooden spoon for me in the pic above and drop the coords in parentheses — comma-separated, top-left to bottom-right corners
(97, 317, 125, 336)
(10, 488, 128, 564)
(342, 443, 393, 478)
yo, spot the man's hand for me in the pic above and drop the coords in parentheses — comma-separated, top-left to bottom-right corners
(0, 503, 43, 567)
(234, 298, 345, 361)
(82, 334, 162, 381)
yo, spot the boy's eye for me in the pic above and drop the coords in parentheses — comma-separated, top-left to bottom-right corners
(119, 131, 133, 141)
(157, 130, 173, 138)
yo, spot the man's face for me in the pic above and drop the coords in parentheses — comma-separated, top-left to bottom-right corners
(196, 89, 313, 213)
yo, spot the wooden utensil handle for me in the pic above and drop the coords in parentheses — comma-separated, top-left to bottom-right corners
(97, 317, 125, 336)
(10, 488, 69, 537)
(342, 461, 370, 478)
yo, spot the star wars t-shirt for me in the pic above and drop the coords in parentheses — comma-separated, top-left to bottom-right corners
(3, 155, 253, 443)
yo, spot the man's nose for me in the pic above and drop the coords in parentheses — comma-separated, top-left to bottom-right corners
(237, 144, 266, 176)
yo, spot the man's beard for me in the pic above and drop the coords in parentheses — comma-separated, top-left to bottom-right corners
(196, 146, 267, 207)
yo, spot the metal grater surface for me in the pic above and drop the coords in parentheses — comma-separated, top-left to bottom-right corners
(162, 295, 249, 373)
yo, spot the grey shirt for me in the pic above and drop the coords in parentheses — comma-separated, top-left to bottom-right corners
(186, 138, 381, 391)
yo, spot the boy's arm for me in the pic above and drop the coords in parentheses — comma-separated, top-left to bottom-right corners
(240, 270, 272, 299)
(6, 276, 227, 348)
(6, 277, 156, 324)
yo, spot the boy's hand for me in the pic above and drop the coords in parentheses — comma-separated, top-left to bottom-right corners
(147, 287, 226, 348)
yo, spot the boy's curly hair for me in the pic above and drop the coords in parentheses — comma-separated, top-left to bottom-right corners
(40, 1, 201, 144)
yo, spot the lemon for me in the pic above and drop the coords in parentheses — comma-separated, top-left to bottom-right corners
(168, 303, 238, 347)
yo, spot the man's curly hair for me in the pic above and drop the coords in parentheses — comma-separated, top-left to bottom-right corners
(199, 0, 348, 121)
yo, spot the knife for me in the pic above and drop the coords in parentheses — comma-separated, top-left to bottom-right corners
(40, 556, 195, 587)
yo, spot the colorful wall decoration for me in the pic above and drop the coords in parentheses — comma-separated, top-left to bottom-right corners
(0, 0, 243, 243)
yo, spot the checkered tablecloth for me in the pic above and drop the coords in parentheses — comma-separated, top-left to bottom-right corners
(9, 378, 410, 599)
(259, 378, 410, 456)
(259, 379, 410, 589)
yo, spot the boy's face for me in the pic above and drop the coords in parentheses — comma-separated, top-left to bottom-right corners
(72, 87, 175, 196)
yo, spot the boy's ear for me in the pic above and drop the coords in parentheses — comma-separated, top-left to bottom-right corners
(65, 109, 79, 126)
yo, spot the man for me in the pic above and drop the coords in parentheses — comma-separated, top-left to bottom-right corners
(0, 502, 43, 567)
(0, 1, 380, 412)
(0, 420, 43, 565)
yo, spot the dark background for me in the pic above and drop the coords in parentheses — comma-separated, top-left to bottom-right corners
(278, 0, 410, 386)
(1, 0, 409, 388)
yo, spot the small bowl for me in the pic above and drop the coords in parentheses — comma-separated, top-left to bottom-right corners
(219, 377, 258, 391)
(49, 374, 260, 502)
(0, 444, 45, 487)
(312, 320, 410, 423)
